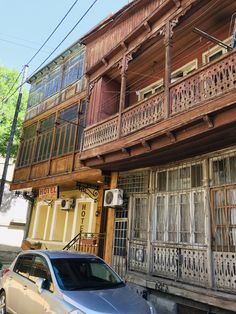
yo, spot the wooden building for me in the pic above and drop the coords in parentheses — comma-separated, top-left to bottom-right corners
(79, 0, 236, 313)
(11, 41, 106, 254)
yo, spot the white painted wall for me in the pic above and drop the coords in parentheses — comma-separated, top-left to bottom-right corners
(0, 158, 28, 247)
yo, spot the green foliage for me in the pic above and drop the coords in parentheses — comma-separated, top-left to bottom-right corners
(0, 65, 28, 158)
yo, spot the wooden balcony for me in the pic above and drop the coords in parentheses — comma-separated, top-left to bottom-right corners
(84, 51, 236, 150)
(83, 91, 164, 150)
(82, 50, 236, 169)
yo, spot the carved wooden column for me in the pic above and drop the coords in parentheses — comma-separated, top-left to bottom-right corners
(117, 54, 132, 138)
(47, 111, 58, 176)
(28, 120, 41, 180)
(164, 21, 173, 118)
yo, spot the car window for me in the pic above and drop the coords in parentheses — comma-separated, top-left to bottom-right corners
(51, 258, 124, 291)
(14, 254, 34, 278)
(29, 256, 54, 292)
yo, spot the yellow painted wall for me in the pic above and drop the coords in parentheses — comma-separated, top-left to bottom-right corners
(35, 204, 48, 239)
(45, 204, 54, 240)
(28, 204, 36, 238)
(28, 189, 99, 246)
(53, 205, 67, 241)
(65, 208, 75, 242)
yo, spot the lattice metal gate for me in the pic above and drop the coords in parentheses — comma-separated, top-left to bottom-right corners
(112, 206, 128, 279)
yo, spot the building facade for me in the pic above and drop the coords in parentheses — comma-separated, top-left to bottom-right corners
(11, 0, 236, 312)
(11, 42, 106, 254)
(79, 0, 236, 313)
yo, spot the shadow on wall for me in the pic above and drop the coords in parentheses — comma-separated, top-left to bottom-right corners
(0, 184, 18, 213)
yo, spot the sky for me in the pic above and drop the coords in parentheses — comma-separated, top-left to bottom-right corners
(0, 0, 129, 79)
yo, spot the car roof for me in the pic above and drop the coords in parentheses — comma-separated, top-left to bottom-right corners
(19, 250, 100, 260)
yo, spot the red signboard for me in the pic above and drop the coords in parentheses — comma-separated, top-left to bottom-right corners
(38, 186, 58, 200)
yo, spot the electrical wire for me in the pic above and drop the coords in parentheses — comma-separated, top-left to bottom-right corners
(26, 0, 80, 66)
(30, 0, 98, 77)
(2, 0, 80, 104)
(1, 67, 24, 103)
(2, 0, 99, 105)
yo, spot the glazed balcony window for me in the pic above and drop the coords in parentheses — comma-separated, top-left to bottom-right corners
(44, 68, 62, 98)
(17, 124, 37, 167)
(62, 52, 85, 88)
(34, 115, 55, 162)
(154, 163, 205, 244)
(27, 51, 85, 109)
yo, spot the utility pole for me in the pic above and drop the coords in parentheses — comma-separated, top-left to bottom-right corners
(0, 65, 28, 207)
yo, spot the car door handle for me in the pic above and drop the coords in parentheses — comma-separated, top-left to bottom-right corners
(23, 285, 27, 290)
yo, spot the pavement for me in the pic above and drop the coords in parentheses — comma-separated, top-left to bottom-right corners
(0, 244, 21, 270)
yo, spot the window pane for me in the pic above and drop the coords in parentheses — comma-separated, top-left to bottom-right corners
(156, 196, 165, 241)
(191, 164, 203, 187)
(168, 169, 178, 191)
(229, 156, 236, 183)
(212, 159, 227, 185)
(16, 255, 33, 278)
(35, 116, 55, 162)
(168, 195, 178, 242)
(157, 171, 167, 191)
(194, 191, 205, 243)
(133, 198, 147, 240)
(180, 167, 191, 189)
(62, 52, 85, 88)
(180, 194, 190, 243)
(227, 189, 236, 246)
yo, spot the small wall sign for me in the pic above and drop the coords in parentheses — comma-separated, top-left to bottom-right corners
(38, 186, 58, 200)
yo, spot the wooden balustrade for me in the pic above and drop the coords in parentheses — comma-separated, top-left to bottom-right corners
(83, 51, 236, 150)
(170, 51, 236, 115)
(83, 115, 119, 150)
(121, 92, 164, 136)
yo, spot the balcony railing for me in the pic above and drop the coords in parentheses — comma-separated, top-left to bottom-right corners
(83, 51, 236, 151)
(83, 91, 164, 150)
(170, 51, 236, 115)
(83, 115, 119, 150)
(121, 91, 164, 136)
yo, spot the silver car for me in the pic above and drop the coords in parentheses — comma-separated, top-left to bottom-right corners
(0, 250, 155, 314)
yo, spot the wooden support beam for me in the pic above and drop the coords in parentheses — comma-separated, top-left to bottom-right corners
(141, 139, 152, 151)
(121, 147, 130, 156)
(172, 0, 181, 7)
(166, 131, 176, 142)
(203, 115, 214, 128)
(80, 159, 86, 167)
(144, 21, 152, 33)
(102, 58, 108, 66)
(97, 154, 105, 162)
(120, 41, 128, 51)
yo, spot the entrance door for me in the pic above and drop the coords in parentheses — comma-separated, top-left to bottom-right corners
(211, 186, 236, 290)
(112, 206, 128, 279)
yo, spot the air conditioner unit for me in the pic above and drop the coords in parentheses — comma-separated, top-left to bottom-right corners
(104, 189, 123, 207)
(61, 199, 75, 211)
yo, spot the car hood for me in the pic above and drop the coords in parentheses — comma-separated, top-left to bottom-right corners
(62, 284, 151, 314)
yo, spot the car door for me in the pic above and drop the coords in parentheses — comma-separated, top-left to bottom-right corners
(6, 254, 34, 314)
(25, 255, 54, 314)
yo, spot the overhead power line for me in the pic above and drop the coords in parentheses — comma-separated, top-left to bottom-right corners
(26, 0, 80, 66)
(2, 0, 80, 104)
(2, 0, 99, 105)
(30, 0, 99, 76)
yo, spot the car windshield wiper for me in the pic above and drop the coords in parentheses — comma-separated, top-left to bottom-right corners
(66, 286, 91, 291)
(66, 281, 124, 291)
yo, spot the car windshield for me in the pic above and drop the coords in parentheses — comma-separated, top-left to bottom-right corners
(51, 257, 124, 291)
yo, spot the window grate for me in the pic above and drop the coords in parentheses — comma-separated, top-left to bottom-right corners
(118, 170, 149, 194)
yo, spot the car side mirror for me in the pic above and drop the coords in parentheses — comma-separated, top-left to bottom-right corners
(35, 277, 45, 294)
